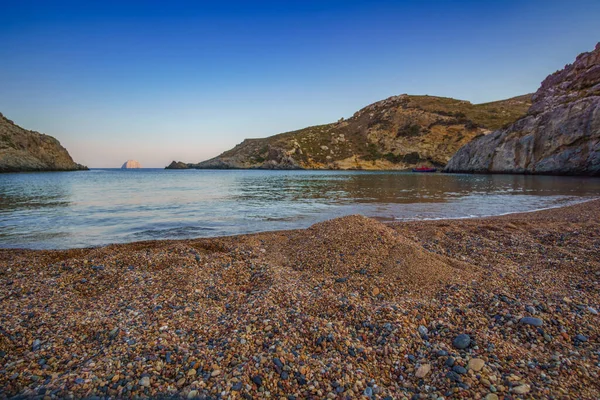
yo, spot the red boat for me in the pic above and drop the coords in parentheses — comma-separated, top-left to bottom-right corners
(412, 166, 437, 173)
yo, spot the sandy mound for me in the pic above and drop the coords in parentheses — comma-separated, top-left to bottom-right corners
(279, 215, 477, 293)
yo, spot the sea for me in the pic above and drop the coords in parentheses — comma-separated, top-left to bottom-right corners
(1, 169, 599, 249)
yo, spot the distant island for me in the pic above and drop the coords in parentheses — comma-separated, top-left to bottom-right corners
(121, 160, 142, 169)
(0, 112, 87, 173)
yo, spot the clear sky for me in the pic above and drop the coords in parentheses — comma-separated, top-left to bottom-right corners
(2, 0, 599, 167)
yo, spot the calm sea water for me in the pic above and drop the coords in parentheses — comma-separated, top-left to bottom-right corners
(1, 169, 599, 249)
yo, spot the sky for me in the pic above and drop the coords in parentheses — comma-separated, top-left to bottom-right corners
(1, 1, 600, 167)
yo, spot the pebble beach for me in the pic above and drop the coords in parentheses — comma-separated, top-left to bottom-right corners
(0, 200, 599, 399)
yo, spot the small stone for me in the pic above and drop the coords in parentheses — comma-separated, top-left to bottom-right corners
(32, 339, 41, 351)
(372, 287, 380, 296)
(188, 390, 198, 399)
(485, 394, 499, 400)
(232, 382, 243, 391)
(187, 368, 196, 376)
(445, 357, 455, 367)
(139, 376, 150, 387)
(575, 334, 588, 342)
(512, 384, 531, 394)
(519, 317, 543, 327)
(588, 306, 598, 315)
(418, 326, 428, 336)
(452, 365, 467, 375)
(211, 369, 221, 377)
(109, 328, 119, 338)
(525, 305, 537, 315)
(415, 364, 431, 378)
(364, 387, 373, 397)
(468, 358, 485, 372)
(273, 357, 284, 368)
(252, 375, 263, 387)
(452, 334, 471, 349)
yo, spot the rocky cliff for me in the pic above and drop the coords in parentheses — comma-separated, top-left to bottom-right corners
(0, 113, 87, 172)
(445, 43, 600, 175)
(167, 94, 531, 170)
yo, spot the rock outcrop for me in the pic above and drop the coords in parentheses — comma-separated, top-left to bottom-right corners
(166, 94, 531, 170)
(445, 43, 600, 175)
(0, 112, 87, 173)
(121, 160, 142, 169)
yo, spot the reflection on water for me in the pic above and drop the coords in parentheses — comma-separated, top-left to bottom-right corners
(1, 169, 599, 249)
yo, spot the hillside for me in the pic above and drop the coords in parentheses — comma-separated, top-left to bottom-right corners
(445, 43, 600, 175)
(0, 113, 87, 172)
(167, 94, 532, 170)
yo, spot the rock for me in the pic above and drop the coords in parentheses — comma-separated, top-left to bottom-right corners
(363, 387, 373, 397)
(273, 357, 284, 368)
(165, 161, 190, 169)
(417, 325, 428, 336)
(445, 43, 600, 176)
(121, 160, 142, 169)
(232, 382, 243, 391)
(452, 334, 471, 349)
(415, 364, 431, 378)
(525, 305, 537, 315)
(211, 369, 221, 377)
(520, 317, 543, 327)
(512, 384, 531, 394)
(32, 339, 41, 351)
(0, 112, 88, 172)
(372, 287, 380, 296)
(139, 376, 150, 387)
(468, 358, 485, 372)
(445, 357, 455, 367)
(485, 394, 499, 400)
(109, 328, 119, 338)
(575, 334, 588, 342)
(588, 306, 598, 315)
(187, 390, 198, 399)
(251, 375, 263, 387)
(452, 365, 467, 375)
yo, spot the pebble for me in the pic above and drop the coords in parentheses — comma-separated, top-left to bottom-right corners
(445, 357, 455, 367)
(485, 394, 499, 400)
(519, 317, 543, 326)
(32, 339, 41, 351)
(452, 365, 467, 375)
(574, 334, 588, 342)
(252, 375, 263, 387)
(415, 363, 431, 378)
(512, 384, 531, 394)
(452, 334, 471, 349)
(467, 358, 485, 372)
(139, 377, 150, 387)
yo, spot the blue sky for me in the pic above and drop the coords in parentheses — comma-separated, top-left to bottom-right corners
(1, 1, 599, 167)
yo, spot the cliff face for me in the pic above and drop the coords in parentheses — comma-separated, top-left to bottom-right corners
(0, 113, 87, 173)
(167, 94, 531, 170)
(445, 43, 600, 175)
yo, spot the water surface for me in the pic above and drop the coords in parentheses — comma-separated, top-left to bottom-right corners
(1, 169, 599, 249)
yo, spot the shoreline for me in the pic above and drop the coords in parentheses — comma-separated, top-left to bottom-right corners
(1, 200, 599, 398)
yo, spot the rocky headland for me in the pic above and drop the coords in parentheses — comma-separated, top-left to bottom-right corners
(445, 43, 600, 175)
(0, 200, 598, 399)
(0, 112, 87, 173)
(167, 94, 531, 170)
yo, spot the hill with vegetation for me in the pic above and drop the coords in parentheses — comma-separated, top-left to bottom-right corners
(167, 94, 532, 170)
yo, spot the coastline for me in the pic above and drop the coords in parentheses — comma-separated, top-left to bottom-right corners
(1, 200, 599, 398)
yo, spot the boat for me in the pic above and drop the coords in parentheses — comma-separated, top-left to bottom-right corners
(412, 166, 437, 173)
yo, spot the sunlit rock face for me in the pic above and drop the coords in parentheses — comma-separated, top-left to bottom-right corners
(445, 43, 600, 176)
(121, 160, 142, 169)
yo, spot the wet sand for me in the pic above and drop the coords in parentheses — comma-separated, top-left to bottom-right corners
(0, 200, 599, 399)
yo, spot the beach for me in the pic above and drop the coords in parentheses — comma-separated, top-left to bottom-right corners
(0, 200, 599, 399)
